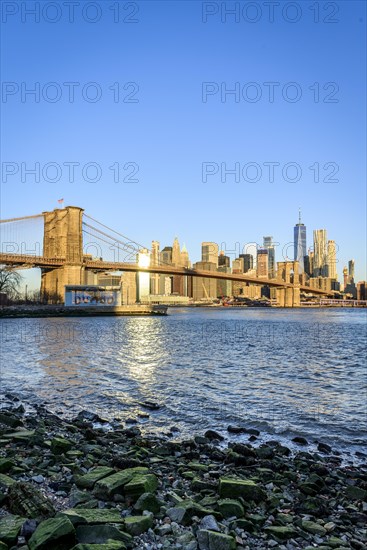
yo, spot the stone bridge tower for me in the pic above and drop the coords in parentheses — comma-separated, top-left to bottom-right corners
(276, 261, 301, 307)
(40, 206, 84, 302)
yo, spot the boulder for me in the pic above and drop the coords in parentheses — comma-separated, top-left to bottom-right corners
(76, 524, 130, 546)
(0, 514, 26, 546)
(72, 541, 122, 549)
(124, 515, 153, 536)
(219, 478, 266, 503)
(134, 492, 161, 513)
(301, 520, 327, 536)
(28, 516, 75, 550)
(264, 526, 297, 540)
(51, 437, 73, 455)
(57, 509, 124, 526)
(204, 430, 224, 441)
(76, 467, 115, 490)
(124, 473, 158, 500)
(8, 482, 55, 520)
(217, 499, 244, 518)
(197, 529, 236, 550)
(93, 467, 148, 499)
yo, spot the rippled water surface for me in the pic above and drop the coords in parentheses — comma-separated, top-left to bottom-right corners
(1, 308, 366, 456)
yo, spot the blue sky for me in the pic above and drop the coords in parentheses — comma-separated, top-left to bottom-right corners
(1, 0, 366, 288)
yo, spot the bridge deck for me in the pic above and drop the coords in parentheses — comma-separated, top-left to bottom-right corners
(0, 253, 331, 296)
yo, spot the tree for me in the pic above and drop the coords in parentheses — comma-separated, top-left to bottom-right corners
(0, 267, 23, 300)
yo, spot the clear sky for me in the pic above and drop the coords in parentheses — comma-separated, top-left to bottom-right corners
(1, 0, 366, 289)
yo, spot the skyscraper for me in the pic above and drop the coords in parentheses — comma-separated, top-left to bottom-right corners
(257, 249, 268, 278)
(171, 237, 184, 295)
(343, 266, 348, 288)
(313, 229, 328, 277)
(161, 246, 172, 265)
(294, 210, 307, 272)
(327, 240, 337, 280)
(180, 244, 190, 297)
(218, 251, 230, 267)
(348, 259, 355, 282)
(202, 242, 219, 266)
(263, 236, 276, 278)
(160, 246, 173, 294)
(150, 241, 160, 295)
(241, 254, 253, 273)
(172, 237, 181, 266)
(308, 249, 314, 276)
(181, 244, 190, 268)
(232, 258, 244, 273)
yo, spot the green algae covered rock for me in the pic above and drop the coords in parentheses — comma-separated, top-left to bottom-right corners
(0, 514, 26, 546)
(76, 467, 115, 490)
(51, 437, 73, 455)
(167, 500, 218, 526)
(72, 542, 123, 550)
(345, 485, 367, 500)
(264, 525, 297, 540)
(0, 413, 23, 428)
(76, 524, 130, 546)
(134, 492, 161, 513)
(28, 516, 75, 550)
(124, 473, 158, 500)
(124, 515, 153, 536)
(0, 459, 14, 473)
(93, 467, 148, 499)
(217, 499, 244, 518)
(8, 482, 55, 520)
(57, 508, 124, 526)
(219, 478, 266, 503)
(0, 474, 16, 491)
(301, 520, 327, 536)
(197, 529, 236, 550)
(3, 430, 35, 442)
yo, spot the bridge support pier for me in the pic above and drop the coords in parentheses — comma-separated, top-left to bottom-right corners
(41, 266, 83, 303)
(40, 206, 84, 303)
(276, 261, 300, 307)
(276, 288, 285, 307)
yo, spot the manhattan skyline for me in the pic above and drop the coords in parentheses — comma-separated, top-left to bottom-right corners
(9, 204, 361, 292)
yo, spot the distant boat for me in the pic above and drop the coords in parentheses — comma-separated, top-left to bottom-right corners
(152, 305, 168, 315)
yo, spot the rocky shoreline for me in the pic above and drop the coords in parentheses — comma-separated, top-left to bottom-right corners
(0, 396, 366, 550)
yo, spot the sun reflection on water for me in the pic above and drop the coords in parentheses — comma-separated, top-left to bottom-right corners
(116, 318, 168, 385)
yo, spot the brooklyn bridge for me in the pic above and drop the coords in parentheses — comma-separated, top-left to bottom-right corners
(0, 206, 332, 306)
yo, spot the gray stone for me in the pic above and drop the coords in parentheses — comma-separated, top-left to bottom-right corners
(199, 515, 220, 532)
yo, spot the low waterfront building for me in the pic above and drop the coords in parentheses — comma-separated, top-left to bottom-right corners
(65, 285, 121, 307)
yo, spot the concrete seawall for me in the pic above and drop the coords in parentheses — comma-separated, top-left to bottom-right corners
(0, 305, 168, 318)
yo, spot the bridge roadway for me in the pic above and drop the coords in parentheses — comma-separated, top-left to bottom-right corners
(0, 253, 331, 296)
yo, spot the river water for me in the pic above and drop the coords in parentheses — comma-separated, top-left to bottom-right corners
(0, 308, 366, 461)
